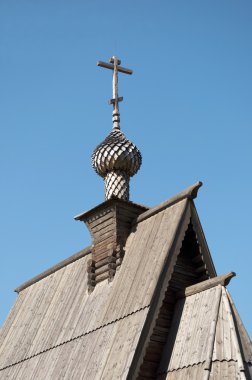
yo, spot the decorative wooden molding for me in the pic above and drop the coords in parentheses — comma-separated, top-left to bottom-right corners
(135, 181, 202, 225)
(177, 271, 236, 299)
(75, 199, 147, 291)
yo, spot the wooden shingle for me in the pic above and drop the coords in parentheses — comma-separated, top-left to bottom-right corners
(0, 183, 250, 379)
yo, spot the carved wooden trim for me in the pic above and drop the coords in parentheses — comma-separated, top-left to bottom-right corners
(77, 199, 147, 291)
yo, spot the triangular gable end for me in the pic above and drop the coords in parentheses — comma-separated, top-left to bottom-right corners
(156, 282, 252, 380)
(190, 201, 216, 279)
(128, 196, 217, 379)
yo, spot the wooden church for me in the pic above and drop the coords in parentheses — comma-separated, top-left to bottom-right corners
(0, 57, 251, 379)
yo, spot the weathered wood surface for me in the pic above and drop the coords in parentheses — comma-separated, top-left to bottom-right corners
(15, 246, 91, 293)
(177, 271, 236, 299)
(80, 200, 147, 287)
(137, 220, 212, 379)
(0, 309, 148, 380)
(0, 198, 188, 375)
(74, 197, 147, 221)
(226, 290, 252, 365)
(128, 201, 192, 380)
(97, 60, 133, 75)
(157, 363, 207, 380)
(1, 189, 249, 380)
(189, 201, 217, 278)
(157, 285, 251, 380)
(135, 181, 202, 225)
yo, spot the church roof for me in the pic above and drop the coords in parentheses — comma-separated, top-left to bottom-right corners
(158, 282, 252, 379)
(0, 183, 251, 379)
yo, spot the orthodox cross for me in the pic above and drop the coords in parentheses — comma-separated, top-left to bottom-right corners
(97, 56, 133, 130)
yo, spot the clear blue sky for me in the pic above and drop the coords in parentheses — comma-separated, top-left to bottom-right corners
(1, 1, 252, 336)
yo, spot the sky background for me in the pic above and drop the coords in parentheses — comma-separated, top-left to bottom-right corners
(1, 1, 252, 336)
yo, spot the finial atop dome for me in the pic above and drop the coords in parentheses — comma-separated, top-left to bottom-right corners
(97, 56, 133, 130)
(93, 57, 142, 201)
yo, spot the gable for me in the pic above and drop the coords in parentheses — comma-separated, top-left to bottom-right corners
(132, 205, 216, 379)
(157, 284, 252, 379)
(0, 196, 190, 379)
(1, 182, 245, 380)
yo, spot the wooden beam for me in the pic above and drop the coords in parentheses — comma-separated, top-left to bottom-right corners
(15, 246, 92, 293)
(177, 271, 236, 299)
(135, 181, 202, 225)
(97, 61, 133, 75)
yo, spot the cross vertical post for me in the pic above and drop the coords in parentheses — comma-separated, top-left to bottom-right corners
(97, 56, 133, 130)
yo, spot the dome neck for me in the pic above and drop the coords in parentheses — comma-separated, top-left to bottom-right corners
(112, 109, 121, 131)
(105, 170, 129, 200)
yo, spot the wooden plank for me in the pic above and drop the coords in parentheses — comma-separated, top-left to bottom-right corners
(1, 194, 201, 378)
(15, 246, 91, 293)
(128, 200, 191, 379)
(88, 215, 114, 234)
(190, 202, 217, 277)
(101, 213, 155, 323)
(117, 209, 141, 221)
(221, 287, 245, 372)
(135, 182, 202, 224)
(203, 286, 222, 370)
(93, 228, 115, 244)
(86, 209, 114, 228)
(177, 272, 236, 299)
(95, 256, 116, 268)
(120, 211, 166, 316)
(97, 60, 133, 75)
(93, 247, 113, 262)
(226, 290, 252, 363)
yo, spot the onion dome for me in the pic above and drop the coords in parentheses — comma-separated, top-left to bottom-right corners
(92, 129, 141, 178)
(92, 129, 142, 201)
(94, 56, 141, 201)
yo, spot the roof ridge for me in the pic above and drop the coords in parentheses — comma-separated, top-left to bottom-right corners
(177, 272, 236, 298)
(15, 182, 202, 294)
(134, 181, 202, 225)
(15, 246, 92, 293)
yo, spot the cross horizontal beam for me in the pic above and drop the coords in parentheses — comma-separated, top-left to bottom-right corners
(109, 97, 123, 105)
(97, 61, 133, 75)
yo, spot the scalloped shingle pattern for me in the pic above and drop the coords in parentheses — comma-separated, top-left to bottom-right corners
(92, 129, 142, 178)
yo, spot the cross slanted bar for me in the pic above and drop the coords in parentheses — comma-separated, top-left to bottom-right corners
(97, 56, 133, 130)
